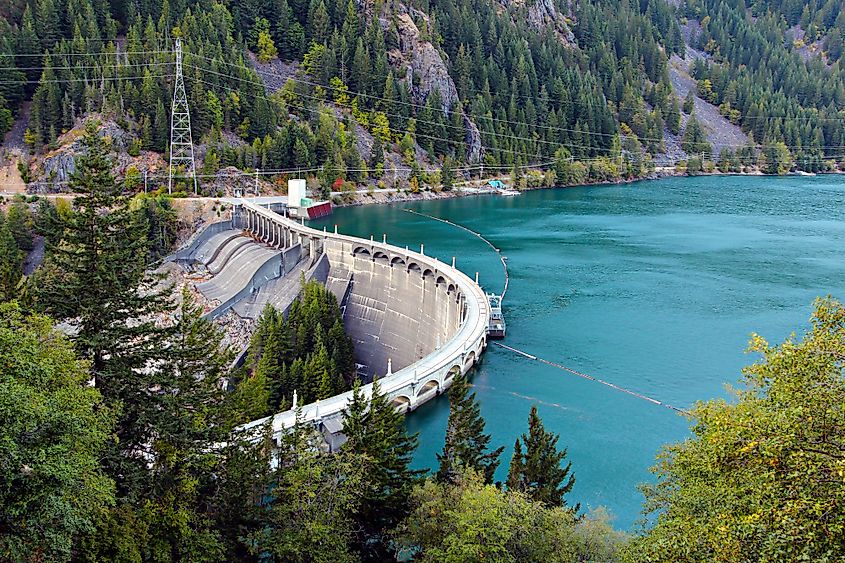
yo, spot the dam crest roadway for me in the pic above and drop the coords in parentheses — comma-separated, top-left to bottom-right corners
(170, 199, 490, 448)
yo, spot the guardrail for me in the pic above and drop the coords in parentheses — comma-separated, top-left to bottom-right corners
(237, 199, 490, 438)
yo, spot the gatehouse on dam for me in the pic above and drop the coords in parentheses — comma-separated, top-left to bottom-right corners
(170, 199, 490, 448)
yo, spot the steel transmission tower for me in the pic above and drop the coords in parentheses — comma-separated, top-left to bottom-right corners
(168, 38, 197, 194)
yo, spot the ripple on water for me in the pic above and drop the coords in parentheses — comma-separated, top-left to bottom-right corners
(311, 175, 845, 529)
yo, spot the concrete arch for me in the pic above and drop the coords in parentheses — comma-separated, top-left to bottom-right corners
(352, 246, 371, 256)
(436, 275, 447, 286)
(392, 395, 412, 413)
(373, 251, 390, 263)
(417, 380, 439, 396)
(464, 350, 477, 367)
(390, 256, 406, 267)
(422, 268, 435, 278)
(446, 364, 462, 380)
(408, 262, 422, 273)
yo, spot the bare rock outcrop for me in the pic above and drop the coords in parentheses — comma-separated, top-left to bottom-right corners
(526, 0, 575, 46)
(498, 0, 575, 47)
(31, 119, 139, 192)
(388, 5, 484, 162)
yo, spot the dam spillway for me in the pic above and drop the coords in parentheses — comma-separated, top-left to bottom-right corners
(171, 199, 490, 446)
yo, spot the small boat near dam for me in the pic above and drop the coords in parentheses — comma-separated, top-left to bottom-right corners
(487, 293, 506, 338)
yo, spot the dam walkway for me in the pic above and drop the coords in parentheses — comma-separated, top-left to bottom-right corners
(178, 199, 490, 448)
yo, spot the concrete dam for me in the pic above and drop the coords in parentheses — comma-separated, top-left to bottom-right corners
(171, 199, 490, 447)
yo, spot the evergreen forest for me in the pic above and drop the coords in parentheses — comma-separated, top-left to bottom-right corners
(2, 0, 845, 194)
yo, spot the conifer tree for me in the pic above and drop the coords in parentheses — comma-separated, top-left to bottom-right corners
(682, 90, 695, 114)
(436, 374, 503, 484)
(342, 380, 423, 560)
(34, 120, 171, 493)
(6, 201, 33, 252)
(0, 216, 23, 302)
(507, 405, 579, 511)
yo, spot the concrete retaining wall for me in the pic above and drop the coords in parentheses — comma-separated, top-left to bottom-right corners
(235, 200, 490, 445)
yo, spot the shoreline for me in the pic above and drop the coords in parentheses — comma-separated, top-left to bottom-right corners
(331, 168, 843, 209)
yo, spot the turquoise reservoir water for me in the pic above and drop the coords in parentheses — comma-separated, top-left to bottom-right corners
(311, 175, 845, 529)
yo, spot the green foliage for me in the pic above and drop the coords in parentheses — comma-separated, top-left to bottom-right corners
(342, 381, 424, 560)
(441, 155, 455, 191)
(396, 468, 627, 562)
(681, 116, 712, 159)
(760, 141, 792, 174)
(131, 193, 179, 263)
(246, 279, 354, 413)
(256, 29, 278, 63)
(0, 303, 115, 562)
(247, 421, 366, 562)
(0, 213, 23, 302)
(507, 405, 579, 511)
(6, 201, 33, 252)
(630, 297, 845, 561)
(437, 374, 504, 484)
(685, 0, 845, 166)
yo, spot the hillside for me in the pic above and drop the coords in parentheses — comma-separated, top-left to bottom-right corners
(0, 0, 844, 194)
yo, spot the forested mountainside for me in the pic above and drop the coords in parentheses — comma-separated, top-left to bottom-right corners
(0, 0, 844, 192)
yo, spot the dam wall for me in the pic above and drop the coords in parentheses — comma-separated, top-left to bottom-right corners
(233, 200, 489, 446)
(324, 240, 462, 377)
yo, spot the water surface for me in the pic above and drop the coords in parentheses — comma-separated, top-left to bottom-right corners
(312, 175, 845, 529)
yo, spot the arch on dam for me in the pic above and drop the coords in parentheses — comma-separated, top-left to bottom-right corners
(417, 379, 439, 397)
(392, 395, 411, 412)
(232, 199, 490, 445)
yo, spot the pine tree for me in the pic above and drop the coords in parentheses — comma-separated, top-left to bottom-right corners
(6, 201, 33, 252)
(33, 120, 171, 494)
(682, 90, 695, 114)
(0, 216, 23, 302)
(667, 95, 681, 135)
(436, 374, 504, 484)
(441, 155, 454, 191)
(342, 381, 423, 560)
(506, 405, 579, 511)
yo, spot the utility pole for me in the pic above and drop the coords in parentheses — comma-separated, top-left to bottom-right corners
(168, 38, 197, 195)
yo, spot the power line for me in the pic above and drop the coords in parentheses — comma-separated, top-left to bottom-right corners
(193, 54, 625, 143)
(0, 61, 173, 72)
(183, 73, 553, 163)
(0, 49, 172, 58)
(0, 73, 173, 85)
(191, 55, 845, 153)
(185, 62, 616, 155)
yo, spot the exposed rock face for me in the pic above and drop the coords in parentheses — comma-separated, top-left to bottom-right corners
(394, 11, 460, 112)
(33, 119, 136, 192)
(526, 0, 575, 45)
(498, 0, 575, 47)
(389, 5, 484, 162)
(40, 150, 76, 189)
(464, 115, 483, 163)
(30, 119, 168, 193)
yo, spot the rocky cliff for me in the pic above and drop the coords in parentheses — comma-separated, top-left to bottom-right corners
(389, 5, 483, 162)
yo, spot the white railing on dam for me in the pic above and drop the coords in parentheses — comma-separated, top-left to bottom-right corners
(236, 199, 490, 442)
